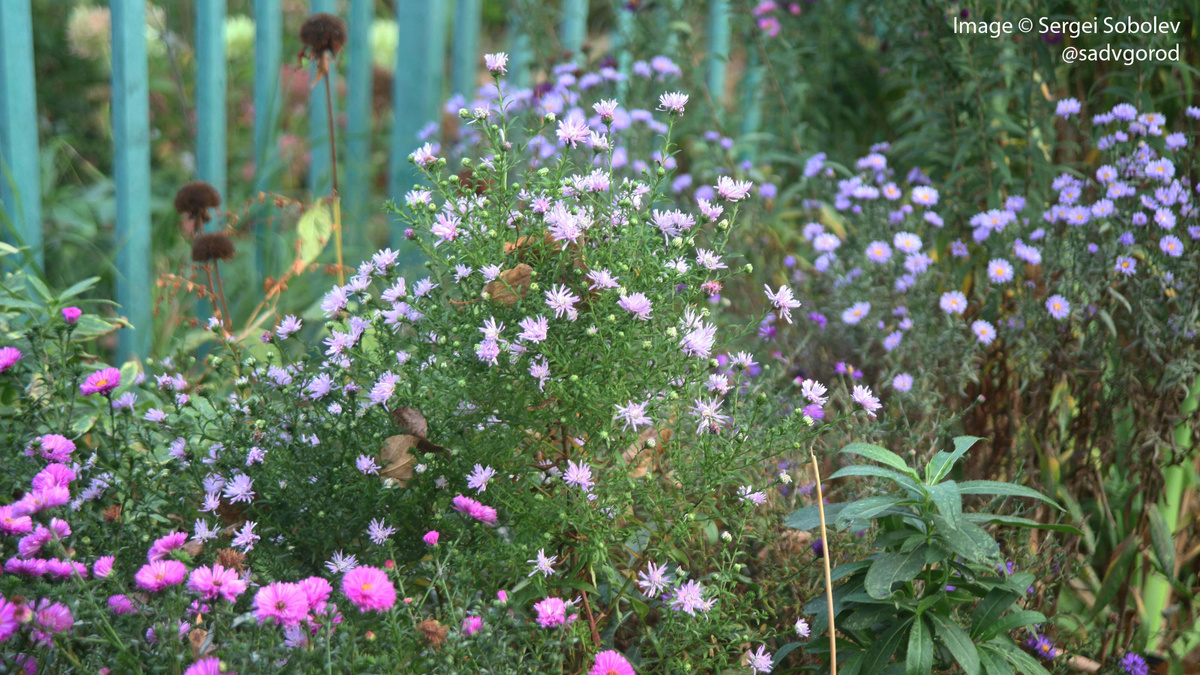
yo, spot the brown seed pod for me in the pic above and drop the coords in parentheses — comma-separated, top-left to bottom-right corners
(216, 548, 247, 573)
(191, 233, 236, 263)
(300, 13, 347, 56)
(417, 619, 448, 649)
(174, 181, 221, 223)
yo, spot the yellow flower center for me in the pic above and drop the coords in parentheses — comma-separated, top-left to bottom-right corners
(95, 378, 108, 388)
(361, 583, 373, 592)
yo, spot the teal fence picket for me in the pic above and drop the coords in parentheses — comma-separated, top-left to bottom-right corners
(453, 0, 482, 98)
(308, 0, 338, 196)
(706, 0, 730, 111)
(253, 0, 282, 277)
(560, 0, 587, 57)
(196, 0, 227, 206)
(0, 0, 44, 271)
(345, 0, 373, 246)
(110, 0, 153, 360)
(507, 8, 530, 90)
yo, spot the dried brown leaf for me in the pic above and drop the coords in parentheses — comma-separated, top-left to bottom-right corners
(390, 407, 428, 439)
(485, 264, 533, 305)
(380, 434, 419, 486)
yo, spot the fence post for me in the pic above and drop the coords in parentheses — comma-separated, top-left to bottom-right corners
(308, 0, 337, 196)
(196, 0, 227, 207)
(110, 0, 153, 360)
(705, 0, 730, 112)
(507, 8, 530, 90)
(345, 0, 373, 248)
(0, 0, 43, 272)
(560, 0, 587, 58)
(740, 45, 764, 162)
(389, 0, 446, 241)
(253, 0, 281, 277)
(453, 0, 482, 98)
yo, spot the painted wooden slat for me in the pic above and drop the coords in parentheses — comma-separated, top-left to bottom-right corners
(308, 0, 337, 195)
(615, 8, 633, 99)
(110, 0, 153, 359)
(344, 0, 373, 244)
(253, 0, 282, 277)
(739, 46, 764, 161)
(560, 0, 587, 58)
(705, 0, 730, 110)
(0, 0, 43, 271)
(389, 0, 446, 235)
(506, 8, 530, 90)
(452, 0, 482, 98)
(196, 0, 227, 209)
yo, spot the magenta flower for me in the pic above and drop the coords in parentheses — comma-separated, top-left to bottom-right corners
(31, 434, 75, 462)
(299, 576, 333, 614)
(462, 616, 483, 636)
(107, 594, 138, 615)
(590, 650, 636, 675)
(80, 367, 120, 396)
(763, 284, 801, 323)
(254, 582, 309, 626)
(342, 565, 396, 612)
(135, 560, 188, 592)
(32, 599, 73, 644)
(452, 494, 498, 525)
(0, 596, 18, 642)
(61, 307, 82, 323)
(148, 531, 188, 562)
(184, 657, 236, 675)
(423, 530, 439, 546)
(188, 564, 247, 602)
(852, 385, 882, 418)
(533, 597, 573, 628)
(0, 347, 22, 374)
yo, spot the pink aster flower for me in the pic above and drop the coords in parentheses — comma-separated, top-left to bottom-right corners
(61, 307, 83, 323)
(94, 556, 114, 579)
(462, 616, 483, 636)
(851, 385, 881, 418)
(563, 460, 594, 492)
(715, 176, 753, 201)
(591, 650, 636, 675)
(135, 560, 188, 592)
(188, 564, 247, 602)
(32, 599, 73, 643)
(80, 367, 121, 396)
(32, 434, 76, 462)
(342, 566, 396, 612)
(763, 284, 801, 323)
(254, 582, 309, 626)
(299, 576, 333, 614)
(484, 52, 507, 74)
(184, 657, 236, 675)
(658, 91, 688, 115)
(544, 284, 580, 320)
(614, 400, 651, 431)
(618, 293, 653, 321)
(0, 597, 19, 642)
(556, 118, 591, 147)
(452, 494, 498, 525)
(148, 531, 188, 562)
(423, 530, 439, 546)
(107, 594, 138, 615)
(533, 597, 573, 628)
(0, 347, 22, 374)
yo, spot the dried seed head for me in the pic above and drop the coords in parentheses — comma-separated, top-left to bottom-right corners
(216, 548, 246, 573)
(174, 181, 222, 222)
(417, 619, 447, 648)
(191, 233, 236, 262)
(300, 13, 347, 56)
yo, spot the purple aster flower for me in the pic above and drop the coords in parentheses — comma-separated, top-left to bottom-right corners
(484, 52, 507, 74)
(893, 373, 913, 391)
(668, 580, 715, 615)
(1160, 234, 1183, 257)
(657, 91, 689, 115)
(1055, 98, 1081, 117)
(939, 291, 967, 315)
(614, 400, 651, 431)
(1121, 653, 1149, 675)
(972, 320, 996, 345)
(865, 241, 892, 263)
(988, 259, 1014, 283)
(618, 293, 653, 321)
(852, 385, 881, 418)
(1045, 294, 1070, 320)
(563, 461, 594, 491)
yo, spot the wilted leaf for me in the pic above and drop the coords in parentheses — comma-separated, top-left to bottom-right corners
(188, 627, 210, 659)
(380, 434, 419, 486)
(390, 407, 428, 438)
(485, 264, 533, 305)
(297, 199, 333, 267)
(623, 427, 671, 478)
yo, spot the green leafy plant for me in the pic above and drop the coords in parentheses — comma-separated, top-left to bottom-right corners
(786, 436, 1079, 675)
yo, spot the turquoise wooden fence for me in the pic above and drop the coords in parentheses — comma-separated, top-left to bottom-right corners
(0, 0, 746, 361)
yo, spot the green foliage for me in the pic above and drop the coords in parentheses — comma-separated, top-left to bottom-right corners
(787, 436, 1077, 673)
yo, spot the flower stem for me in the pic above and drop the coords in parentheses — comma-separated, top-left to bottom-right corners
(811, 450, 837, 675)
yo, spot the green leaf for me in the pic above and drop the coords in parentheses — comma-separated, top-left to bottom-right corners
(865, 546, 928, 599)
(979, 610, 1047, 641)
(963, 513, 1082, 536)
(57, 276, 101, 301)
(978, 646, 1016, 675)
(957, 480, 1062, 510)
(297, 199, 333, 266)
(991, 641, 1052, 675)
(837, 496, 910, 528)
(841, 443, 917, 477)
(929, 481, 964, 528)
(970, 588, 1019, 639)
(826, 465, 923, 495)
(784, 501, 848, 531)
(935, 516, 1001, 563)
(906, 615, 933, 675)
(1089, 536, 1138, 620)
(1148, 507, 1175, 579)
(24, 275, 54, 303)
(772, 641, 805, 665)
(830, 559, 874, 583)
(929, 612, 981, 675)
(925, 436, 985, 484)
(860, 616, 913, 673)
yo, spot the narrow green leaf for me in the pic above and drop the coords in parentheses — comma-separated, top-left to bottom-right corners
(991, 641, 1053, 675)
(1148, 508, 1175, 578)
(963, 513, 1082, 536)
(772, 642, 804, 665)
(1089, 536, 1138, 620)
(929, 481, 964, 527)
(57, 276, 101, 301)
(826, 465, 922, 494)
(978, 646, 1016, 675)
(837, 496, 910, 528)
(926, 435, 985, 484)
(860, 616, 913, 673)
(865, 546, 928, 599)
(979, 610, 1047, 641)
(929, 612, 981, 675)
(958, 480, 1062, 510)
(841, 442, 917, 477)
(970, 588, 1019, 639)
(906, 615, 933, 675)
(935, 516, 1001, 563)
(784, 501, 848, 531)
